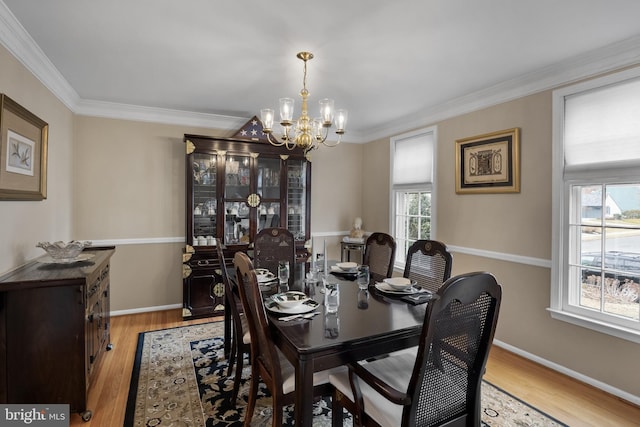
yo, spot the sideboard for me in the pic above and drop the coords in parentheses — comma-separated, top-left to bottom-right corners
(0, 246, 115, 421)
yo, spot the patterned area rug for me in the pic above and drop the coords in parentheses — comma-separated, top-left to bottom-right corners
(125, 321, 568, 427)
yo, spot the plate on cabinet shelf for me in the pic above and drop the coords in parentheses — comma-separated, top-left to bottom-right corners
(37, 253, 95, 264)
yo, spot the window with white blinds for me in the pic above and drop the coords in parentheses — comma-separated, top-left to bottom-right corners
(564, 75, 640, 174)
(392, 131, 434, 187)
(551, 67, 640, 343)
(390, 126, 436, 268)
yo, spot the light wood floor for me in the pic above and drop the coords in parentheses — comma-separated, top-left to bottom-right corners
(71, 309, 640, 426)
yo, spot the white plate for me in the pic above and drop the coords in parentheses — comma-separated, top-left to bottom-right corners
(330, 265, 357, 274)
(374, 282, 421, 295)
(336, 262, 358, 271)
(272, 291, 310, 308)
(37, 253, 95, 264)
(256, 269, 276, 283)
(265, 298, 319, 315)
(383, 277, 414, 291)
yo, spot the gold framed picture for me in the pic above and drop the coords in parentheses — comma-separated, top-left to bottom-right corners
(455, 128, 520, 194)
(0, 94, 48, 200)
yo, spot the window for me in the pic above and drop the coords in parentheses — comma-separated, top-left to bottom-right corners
(390, 126, 436, 268)
(551, 68, 640, 343)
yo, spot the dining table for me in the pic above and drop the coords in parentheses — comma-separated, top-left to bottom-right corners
(263, 262, 429, 427)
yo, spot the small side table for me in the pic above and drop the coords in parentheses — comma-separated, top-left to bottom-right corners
(341, 241, 365, 264)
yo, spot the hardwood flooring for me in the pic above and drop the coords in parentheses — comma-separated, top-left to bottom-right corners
(70, 309, 640, 426)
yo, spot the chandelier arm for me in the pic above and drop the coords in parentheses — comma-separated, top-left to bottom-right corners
(265, 132, 286, 147)
(320, 134, 342, 148)
(285, 139, 297, 150)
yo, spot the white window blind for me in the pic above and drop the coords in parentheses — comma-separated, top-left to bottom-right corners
(564, 76, 640, 173)
(393, 133, 433, 186)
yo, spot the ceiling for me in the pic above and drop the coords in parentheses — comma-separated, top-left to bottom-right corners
(2, 0, 640, 143)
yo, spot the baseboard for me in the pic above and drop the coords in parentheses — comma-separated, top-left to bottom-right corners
(493, 339, 640, 406)
(111, 303, 182, 317)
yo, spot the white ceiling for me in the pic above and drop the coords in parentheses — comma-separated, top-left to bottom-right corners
(2, 0, 640, 142)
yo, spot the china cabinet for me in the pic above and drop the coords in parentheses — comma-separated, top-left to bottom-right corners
(182, 133, 311, 319)
(0, 247, 114, 421)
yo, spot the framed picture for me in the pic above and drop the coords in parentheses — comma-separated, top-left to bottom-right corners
(0, 94, 48, 200)
(455, 128, 520, 194)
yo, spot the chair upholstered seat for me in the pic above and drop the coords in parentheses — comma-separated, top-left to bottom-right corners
(329, 353, 414, 427)
(278, 347, 339, 395)
(240, 314, 251, 344)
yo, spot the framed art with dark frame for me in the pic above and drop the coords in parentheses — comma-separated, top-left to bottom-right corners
(0, 94, 48, 200)
(455, 128, 520, 194)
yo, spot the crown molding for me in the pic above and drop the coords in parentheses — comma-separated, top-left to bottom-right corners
(359, 35, 640, 142)
(0, 1, 79, 110)
(74, 98, 248, 129)
(2, 1, 639, 142)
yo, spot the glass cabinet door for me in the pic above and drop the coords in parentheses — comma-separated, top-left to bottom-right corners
(257, 156, 282, 234)
(191, 152, 217, 246)
(287, 159, 307, 241)
(224, 154, 252, 246)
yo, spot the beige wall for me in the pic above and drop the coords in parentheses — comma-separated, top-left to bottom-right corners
(0, 44, 75, 273)
(362, 136, 391, 233)
(361, 87, 640, 399)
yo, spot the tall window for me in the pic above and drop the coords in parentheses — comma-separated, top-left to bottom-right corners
(551, 68, 640, 343)
(390, 126, 436, 268)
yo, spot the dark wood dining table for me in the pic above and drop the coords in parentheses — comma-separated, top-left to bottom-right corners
(266, 264, 428, 427)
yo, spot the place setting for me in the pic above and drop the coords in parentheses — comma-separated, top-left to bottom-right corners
(373, 277, 435, 305)
(255, 268, 278, 289)
(329, 261, 359, 279)
(265, 291, 320, 320)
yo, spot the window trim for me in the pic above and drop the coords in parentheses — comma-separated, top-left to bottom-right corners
(551, 67, 640, 344)
(389, 126, 438, 272)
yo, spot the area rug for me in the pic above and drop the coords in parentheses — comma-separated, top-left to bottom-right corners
(125, 322, 568, 426)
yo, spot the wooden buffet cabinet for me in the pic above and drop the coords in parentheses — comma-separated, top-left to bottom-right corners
(0, 247, 114, 421)
(182, 133, 311, 319)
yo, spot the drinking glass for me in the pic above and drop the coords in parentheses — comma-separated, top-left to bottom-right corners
(278, 260, 290, 292)
(324, 312, 340, 338)
(356, 265, 370, 290)
(357, 289, 369, 310)
(322, 277, 340, 313)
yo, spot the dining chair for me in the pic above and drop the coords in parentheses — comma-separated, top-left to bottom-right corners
(253, 227, 296, 287)
(233, 251, 339, 427)
(329, 271, 502, 427)
(403, 239, 453, 293)
(363, 232, 397, 278)
(215, 238, 250, 407)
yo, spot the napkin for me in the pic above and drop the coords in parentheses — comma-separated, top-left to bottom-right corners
(401, 292, 435, 305)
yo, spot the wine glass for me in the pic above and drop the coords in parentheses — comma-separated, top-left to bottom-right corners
(278, 260, 290, 292)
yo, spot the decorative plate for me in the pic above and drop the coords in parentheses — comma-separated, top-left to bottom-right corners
(374, 281, 422, 295)
(265, 298, 319, 315)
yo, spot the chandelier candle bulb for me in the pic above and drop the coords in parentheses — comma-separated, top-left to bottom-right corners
(335, 109, 348, 133)
(279, 98, 294, 124)
(319, 98, 334, 124)
(260, 109, 274, 131)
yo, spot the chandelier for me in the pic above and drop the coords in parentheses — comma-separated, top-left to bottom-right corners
(260, 52, 347, 155)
